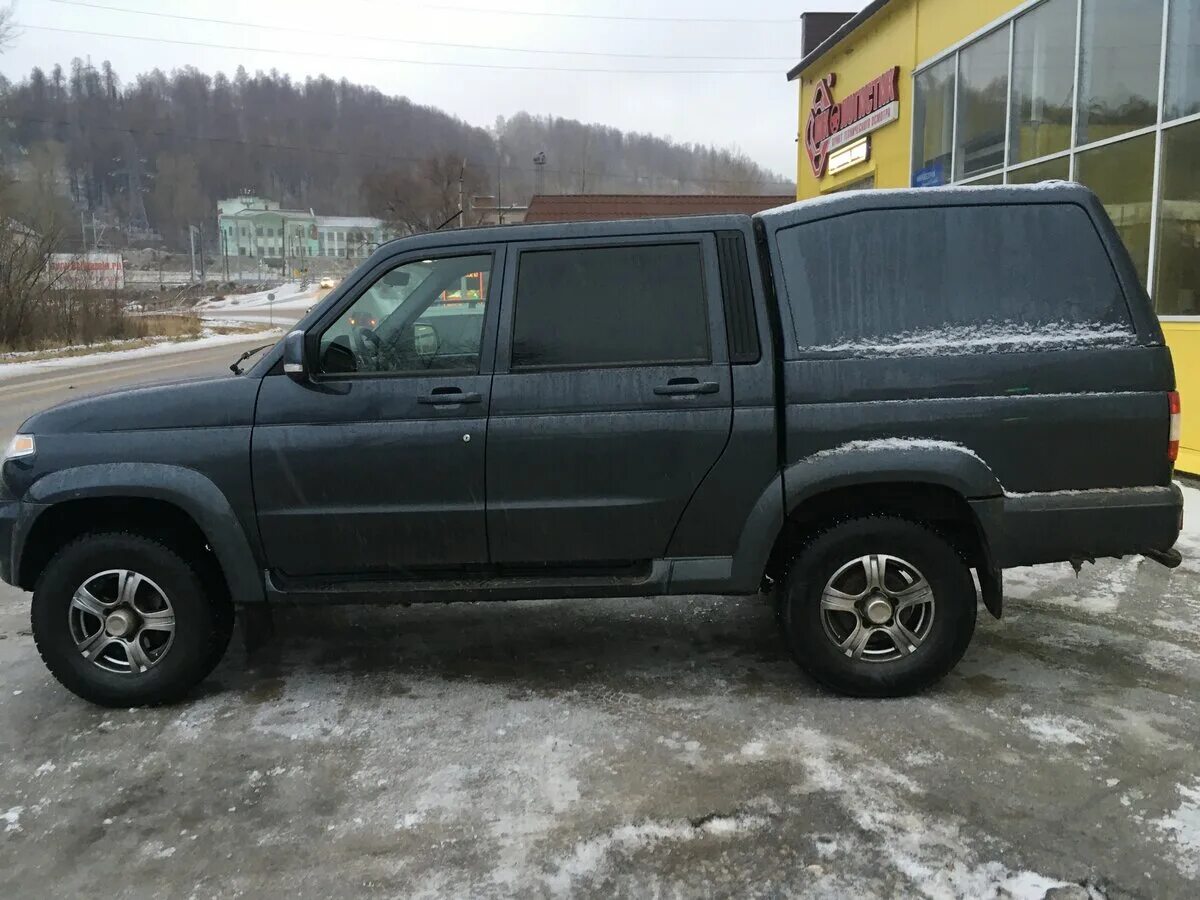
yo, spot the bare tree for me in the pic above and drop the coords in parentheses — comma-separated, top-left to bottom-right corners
(0, 4, 16, 52)
(364, 155, 488, 236)
(0, 211, 68, 349)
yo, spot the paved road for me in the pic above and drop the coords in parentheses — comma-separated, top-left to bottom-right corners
(0, 335, 282, 441)
(1, 351, 1199, 897)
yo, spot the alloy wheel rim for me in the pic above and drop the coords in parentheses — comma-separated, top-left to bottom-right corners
(68, 569, 176, 675)
(819, 554, 935, 663)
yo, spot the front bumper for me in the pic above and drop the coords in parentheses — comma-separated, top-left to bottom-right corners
(972, 483, 1184, 569)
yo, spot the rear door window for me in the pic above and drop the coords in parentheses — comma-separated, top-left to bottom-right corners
(776, 204, 1135, 355)
(510, 243, 710, 369)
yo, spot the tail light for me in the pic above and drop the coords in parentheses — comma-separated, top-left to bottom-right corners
(1168, 391, 1182, 463)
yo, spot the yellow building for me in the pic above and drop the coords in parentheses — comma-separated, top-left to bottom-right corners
(789, 0, 1200, 475)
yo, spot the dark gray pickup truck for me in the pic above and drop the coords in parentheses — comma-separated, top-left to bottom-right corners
(0, 184, 1184, 706)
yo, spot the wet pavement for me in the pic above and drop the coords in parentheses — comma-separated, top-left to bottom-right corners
(1, 487, 1198, 898)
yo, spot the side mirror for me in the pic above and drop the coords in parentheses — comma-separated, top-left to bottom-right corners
(283, 330, 308, 380)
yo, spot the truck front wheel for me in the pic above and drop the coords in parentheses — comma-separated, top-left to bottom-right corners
(31, 532, 233, 707)
(779, 517, 977, 697)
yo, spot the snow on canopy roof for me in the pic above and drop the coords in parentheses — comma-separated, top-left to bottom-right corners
(755, 182, 1094, 227)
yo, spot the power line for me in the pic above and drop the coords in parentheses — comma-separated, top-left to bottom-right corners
(46, 0, 798, 62)
(20, 24, 782, 75)
(417, 2, 798, 24)
(4, 115, 791, 188)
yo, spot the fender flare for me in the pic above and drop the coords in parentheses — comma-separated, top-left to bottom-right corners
(23, 463, 264, 603)
(729, 442, 1002, 592)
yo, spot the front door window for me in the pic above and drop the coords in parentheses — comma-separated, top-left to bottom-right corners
(318, 254, 492, 375)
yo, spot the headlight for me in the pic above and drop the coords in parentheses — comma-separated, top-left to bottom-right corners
(3, 435, 35, 461)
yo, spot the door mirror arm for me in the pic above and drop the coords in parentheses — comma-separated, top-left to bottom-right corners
(283, 329, 309, 380)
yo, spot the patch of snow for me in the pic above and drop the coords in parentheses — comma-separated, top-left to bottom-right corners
(2, 806, 23, 833)
(394, 812, 425, 830)
(0, 329, 281, 382)
(139, 840, 176, 860)
(198, 282, 319, 311)
(1021, 715, 1094, 746)
(1153, 779, 1200, 877)
(544, 813, 770, 895)
(730, 724, 1075, 899)
(814, 835, 840, 858)
(1005, 485, 1171, 499)
(804, 437, 990, 470)
(1140, 639, 1200, 674)
(799, 320, 1135, 358)
(762, 182, 1028, 217)
(33, 762, 55, 777)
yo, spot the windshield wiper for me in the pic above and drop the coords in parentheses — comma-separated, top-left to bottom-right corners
(230, 343, 275, 375)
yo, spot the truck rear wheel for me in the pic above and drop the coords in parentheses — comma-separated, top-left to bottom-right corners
(779, 517, 976, 697)
(31, 532, 233, 707)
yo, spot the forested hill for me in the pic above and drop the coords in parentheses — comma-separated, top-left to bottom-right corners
(0, 61, 792, 245)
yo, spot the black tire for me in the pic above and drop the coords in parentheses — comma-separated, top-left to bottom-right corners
(779, 517, 977, 698)
(31, 532, 233, 707)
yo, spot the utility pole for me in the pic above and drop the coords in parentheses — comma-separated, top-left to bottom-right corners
(458, 158, 465, 228)
(188, 225, 196, 283)
(199, 221, 207, 285)
(533, 151, 547, 196)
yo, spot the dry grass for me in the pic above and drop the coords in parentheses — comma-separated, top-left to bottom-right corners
(0, 314, 266, 363)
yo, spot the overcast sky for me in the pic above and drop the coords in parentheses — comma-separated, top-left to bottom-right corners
(1, 0, 861, 179)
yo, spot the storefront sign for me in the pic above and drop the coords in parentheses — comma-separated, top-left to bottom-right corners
(805, 67, 901, 179)
(827, 138, 871, 175)
(912, 160, 947, 188)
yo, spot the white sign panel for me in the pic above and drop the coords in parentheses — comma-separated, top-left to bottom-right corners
(827, 101, 900, 153)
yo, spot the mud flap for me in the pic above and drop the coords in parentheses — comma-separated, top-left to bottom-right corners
(238, 604, 275, 654)
(978, 565, 1003, 620)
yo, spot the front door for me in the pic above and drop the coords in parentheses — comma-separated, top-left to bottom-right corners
(252, 247, 503, 578)
(486, 235, 733, 565)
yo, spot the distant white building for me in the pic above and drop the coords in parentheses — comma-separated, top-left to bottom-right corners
(216, 193, 389, 261)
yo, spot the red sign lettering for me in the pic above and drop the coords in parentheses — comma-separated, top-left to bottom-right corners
(805, 66, 901, 179)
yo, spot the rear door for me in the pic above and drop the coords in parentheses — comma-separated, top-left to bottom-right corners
(486, 234, 733, 565)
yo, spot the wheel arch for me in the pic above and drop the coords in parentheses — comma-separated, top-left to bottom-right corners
(18, 463, 263, 603)
(730, 443, 1001, 594)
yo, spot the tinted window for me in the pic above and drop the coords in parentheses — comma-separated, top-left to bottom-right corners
(777, 204, 1134, 353)
(511, 243, 709, 369)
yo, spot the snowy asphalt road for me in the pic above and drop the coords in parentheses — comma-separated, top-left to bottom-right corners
(0, 347, 1198, 897)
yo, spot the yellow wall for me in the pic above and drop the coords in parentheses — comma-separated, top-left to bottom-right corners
(795, 0, 1020, 198)
(1165, 323, 1200, 475)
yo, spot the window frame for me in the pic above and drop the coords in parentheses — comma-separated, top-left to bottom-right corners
(305, 244, 506, 383)
(495, 233, 725, 375)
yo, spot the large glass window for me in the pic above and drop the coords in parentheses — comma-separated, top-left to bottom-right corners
(776, 205, 1131, 351)
(1007, 156, 1070, 184)
(912, 56, 956, 186)
(1077, 0, 1163, 146)
(1010, 0, 1077, 164)
(955, 27, 1010, 178)
(318, 255, 490, 375)
(1075, 133, 1157, 287)
(1155, 120, 1200, 315)
(511, 244, 709, 369)
(1166, 0, 1200, 121)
